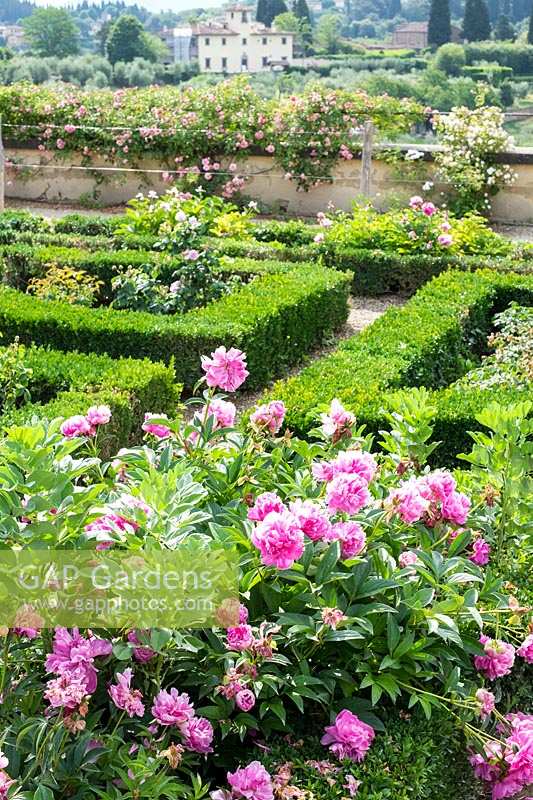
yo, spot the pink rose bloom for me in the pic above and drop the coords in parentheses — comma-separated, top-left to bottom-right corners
(388, 479, 428, 524)
(152, 688, 195, 726)
(142, 413, 171, 439)
(517, 634, 533, 663)
(247, 492, 286, 522)
(328, 521, 366, 559)
(182, 716, 214, 753)
(227, 761, 274, 800)
(127, 630, 155, 663)
(437, 234, 453, 247)
(320, 398, 355, 439)
(235, 689, 256, 711)
(409, 195, 423, 209)
(475, 688, 496, 720)
(326, 474, 371, 515)
(86, 405, 112, 426)
(227, 624, 254, 651)
(183, 249, 200, 261)
(469, 538, 491, 566)
(250, 401, 286, 435)
(61, 415, 94, 438)
(201, 346, 249, 392)
(421, 201, 437, 216)
(251, 510, 304, 570)
(398, 550, 418, 568)
(321, 710, 375, 762)
(474, 636, 515, 680)
(331, 450, 378, 484)
(289, 499, 332, 542)
(442, 491, 471, 525)
(109, 668, 145, 718)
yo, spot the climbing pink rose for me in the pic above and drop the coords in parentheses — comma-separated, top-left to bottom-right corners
(247, 493, 286, 522)
(226, 761, 274, 800)
(182, 716, 214, 753)
(201, 346, 249, 392)
(60, 415, 94, 439)
(235, 689, 256, 711)
(326, 474, 371, 515)
(321, 710, 375, 762)
(328, 521, 366, 559)
(474, 636, 515, 680)
(151, 688, 195, 726)
(227, 624, 254, 651)
(142, 413, 171, 439)
(289, 499, 332, 542)
(251, 510, 304, 570)
(517, 634, 533, 663)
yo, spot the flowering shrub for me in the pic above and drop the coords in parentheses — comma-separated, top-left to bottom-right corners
(28, 263, 103, 306)
(433, 103, 516, 214)
(0, 344, 531, 798)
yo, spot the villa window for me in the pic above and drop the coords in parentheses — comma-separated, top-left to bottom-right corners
(222, 37, 226, 45)
(282, 36, 287, 44)
(205, 57, 211, 68)
(222, 57, 227, 70)
(262, 56, 268, 66)
(205, 37, 210, 45)
(262, 36, 267, 44)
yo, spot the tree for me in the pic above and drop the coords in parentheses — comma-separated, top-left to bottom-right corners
(273, 10, 301, 30)
(106, 15, 151, 65)
(428, 0, 451, 46)
(293, 0, 312, 24)
(528, 0, 533, 42)
(462, 0, 491, 40)
(487, 0, 500, 20)
(21, 7, 79, 57)
(96, 18, 112, 56)
(314, 12, 342, 52)
(434, 42, 466, 74)
(388, 0, 402, 15)
(265, 0, 289, 26)
(256, 0, 269, 24)
(494, 13, 515, 36)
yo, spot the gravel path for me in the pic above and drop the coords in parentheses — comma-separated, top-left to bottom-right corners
(233, 293, 405, 414)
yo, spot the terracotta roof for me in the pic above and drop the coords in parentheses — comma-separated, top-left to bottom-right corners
(193, 24, 239, 34)
(394, 21, 428, 32)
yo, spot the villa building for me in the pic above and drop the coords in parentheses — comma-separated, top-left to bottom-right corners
(391, 21, 462, 49)
(161, 4, 294, 73)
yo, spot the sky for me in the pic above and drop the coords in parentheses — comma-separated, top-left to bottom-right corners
(33, 0, 227, 11)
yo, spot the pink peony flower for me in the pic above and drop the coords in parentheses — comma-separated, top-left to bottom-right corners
(326, 474, 371, 515)
(469, 712, 533, 799)
(517, 634, 533, 663)
(321, 607, 347, 629)
(330, 450, 378, 484)
(289, 499, 332, 542)
(201, 346, 249, 392)
(56, 138, 65, 149)
(442, 491, 471, 525)
(312, 461, 336, 482)
(437, 234, 453, 247)
(475, 688, 496, 720)
(328, 521, 366, 559)
(86, 405, 112, 426)
(60, 415, 94, 439)
(474, 636, 515, 680)
(203, 398, 236, 430)
(142, 413, 171, 439)
(227, 624, 254, 651)
(152, 688, 195, 727)
(421, 470, 456, 502)
(84, 512, 137, 549)
(182, 716, 214, 753)
(239, 604, 249, 623)
(398, 550, 418, 568)
(227, 761, 274, 800)
(45, 628, 112, 695)
(421, 201, 437, 216)
(409, 195, 424, 209)
(235, 689, 256, 711)
(321, 710, 375, 762)
(250, 401, 286, 435)
(247, 492, 286, 522)
(469, 538, 491, 566)
(388, 479, 428, 524)
(44, 673, 88, 709)
(109, 668, 145, 718)
(251, 510, 304, 570)
(127, 630, 155, 663)
(320, 398, 355, 439)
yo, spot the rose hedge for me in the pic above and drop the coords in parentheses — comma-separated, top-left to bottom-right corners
(265, 269, 533, 463)
(0, 345, 179, 452)
(0, 263, 351, 391)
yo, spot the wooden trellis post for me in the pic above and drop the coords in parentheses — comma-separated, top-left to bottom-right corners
(360, 119, 374, 198)
(0, 115, 4, 213)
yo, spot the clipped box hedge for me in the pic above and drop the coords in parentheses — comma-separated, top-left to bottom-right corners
(0, 345, 179, 453)
(266, 269, 533, 464)
(0, 263, 351, 391)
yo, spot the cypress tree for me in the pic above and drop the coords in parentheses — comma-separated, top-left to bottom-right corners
(528, 0, 533, 42)
(463, 0, 491, 40)
(256, 0, 268, 24)
(487, 0, 500, 21)
(389, 0, 402, 16)
(494, 12, 515, 36)
(293, 0, 312, 24)
(428, 0, 451, 46)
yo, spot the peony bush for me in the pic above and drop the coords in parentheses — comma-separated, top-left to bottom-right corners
(0, 347, 531, 799)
